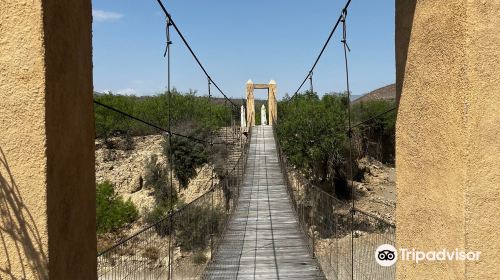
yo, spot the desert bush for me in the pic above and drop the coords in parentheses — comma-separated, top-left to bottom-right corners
(277, 91, 351, 198)
(163, 124, 231, 189)
(175, 205, 225, 252)
(94, 89, 233, 138)
(193, 251, 208, 265)
(96, 181, 138, 234)
(143, 206, 172, 237)
(351, 100, 396, 163)
(276, 93, 396, 199)
(143, 204, 171, 225)
(142, 247, 160, 260)
(163, 127, 209, 189)
(144, 154, 176, 207)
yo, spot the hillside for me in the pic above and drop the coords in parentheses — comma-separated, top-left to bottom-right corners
(352, 83, 396, 104)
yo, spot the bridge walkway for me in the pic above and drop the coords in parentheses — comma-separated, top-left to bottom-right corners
(203, 125, 325, 279)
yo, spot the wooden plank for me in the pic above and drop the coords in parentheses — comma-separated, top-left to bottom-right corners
(203, 126, 325, 279)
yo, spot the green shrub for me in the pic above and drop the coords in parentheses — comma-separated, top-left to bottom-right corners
(193, 251, 208, 265)
(351, 100, 396, 163)
(142, 205, 172, 237)
(143, 204, 171, 225)
(276, 93, 397, 198)
(163, 128, 209, 189)
(175, 205, 225, 252)
(96, 181, 138, 234)
(144, 154, 176, 206)
(142, 247, 160, 260)
(94, 90, 233, 138)
(162, 125, 230, 189)
(277, 92, 350, 197)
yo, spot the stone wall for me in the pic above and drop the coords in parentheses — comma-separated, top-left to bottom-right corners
(0, 0, 95, 279)
(395, 0, 499, 279)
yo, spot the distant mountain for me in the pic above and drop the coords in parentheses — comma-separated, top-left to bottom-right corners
(352, 84, 396, 104)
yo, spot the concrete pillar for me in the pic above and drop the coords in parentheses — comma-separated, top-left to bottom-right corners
(268, 80, 277, 124)
(0, 1, 96, 279)
(246, 80, 255, 127)
(396, 0, 499, 279)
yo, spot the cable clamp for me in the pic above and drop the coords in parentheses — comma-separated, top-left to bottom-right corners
(341, 40, 351, 52)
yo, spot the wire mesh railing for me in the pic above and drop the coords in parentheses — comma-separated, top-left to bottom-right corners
(94, 1, 250, 277)
(97, 128, 251, 280)
(273, 124, 395, 280)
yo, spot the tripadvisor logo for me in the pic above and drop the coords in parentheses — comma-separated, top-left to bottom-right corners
(375, 244, 397, 267)
(375, 244, 481, 267)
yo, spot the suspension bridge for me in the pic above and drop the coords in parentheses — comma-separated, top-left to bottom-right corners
(203, 126, 324, 279)
(95, 0, 396, 279)
(2, 0, 499, 277)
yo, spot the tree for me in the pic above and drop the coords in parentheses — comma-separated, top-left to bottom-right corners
(94, 90, 234, 139)
(96, 181, 138, 234)
(276, 91, 351, 197)
(351, 100, 396, 163)
(144, 154, 175, 207)
(163, 127, 209, 189)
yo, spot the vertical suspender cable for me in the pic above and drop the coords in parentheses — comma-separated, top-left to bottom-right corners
(165, 16, 174, 280)
(288, 0, 352, 101)
(341, 9, 354, 280)
(225, 100, 229, 162)
(208, 76, 215, 259)
(155, 0, 238, 110)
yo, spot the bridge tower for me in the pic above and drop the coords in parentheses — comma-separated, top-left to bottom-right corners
(245, 80, 277, 126)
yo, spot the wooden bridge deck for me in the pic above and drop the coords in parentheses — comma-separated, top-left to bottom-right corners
(203, 125, 325, 279)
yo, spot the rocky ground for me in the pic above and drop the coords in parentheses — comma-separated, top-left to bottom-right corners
(313, 157, 396, 279)
(96, 135, 163, 217)
(95, 135, 218, 219)
(353, 156, 396, 224)
(95, 133, 394, 277)
(286, 155, 395, 225)
(96, 128, 243, 275)
(95, 134, 211, 252)
(95, 127, 244, 279)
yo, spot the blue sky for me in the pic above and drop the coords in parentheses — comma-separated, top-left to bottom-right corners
(92, 0, 395, 100)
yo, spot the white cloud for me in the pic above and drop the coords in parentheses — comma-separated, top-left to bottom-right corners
(93, 10, 123, 22)
(116, 88, 136, 95)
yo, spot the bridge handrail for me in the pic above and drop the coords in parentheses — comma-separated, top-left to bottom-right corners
(272, 121, 394, 227)
(98, 130, 251, 257)
(272, 121, 395, 279)
(97, 126, 252, 279)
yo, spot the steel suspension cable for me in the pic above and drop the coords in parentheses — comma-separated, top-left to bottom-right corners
(93, 100, 237, 147)
(290, 0, 352, 100)
(93, 100, 213, 146)
(155, 0, 238, 110)
(351, 106, 397, 128)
